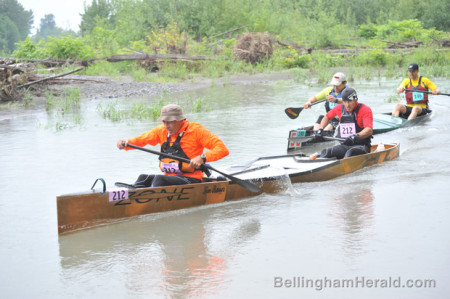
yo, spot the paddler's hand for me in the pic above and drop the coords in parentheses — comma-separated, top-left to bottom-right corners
(303, 101, 312, 109)
(397, 86, 405, 93)
(190, 155, 205, 170)
(326, 94, 336, 103)
(343, 134, 359, 146)
(117, 139, 128, 150)
(432, 88, 441, 95)
(315, 129, 324, 141)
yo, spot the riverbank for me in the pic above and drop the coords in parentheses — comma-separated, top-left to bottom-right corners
(49, 72, 295, 99)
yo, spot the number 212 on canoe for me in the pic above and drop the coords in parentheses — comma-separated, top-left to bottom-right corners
(109, 189, 129, 202)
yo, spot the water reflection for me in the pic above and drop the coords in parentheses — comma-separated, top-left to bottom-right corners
(330, 183, 375, 257)
(59, 204, 261, 298)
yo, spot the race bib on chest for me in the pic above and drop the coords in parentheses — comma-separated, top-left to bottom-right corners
(160, 161, 182, 174)
(412, 92, 424, 102)
(340, 123, 356, 138)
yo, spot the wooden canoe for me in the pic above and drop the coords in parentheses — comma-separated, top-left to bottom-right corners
(287, 111, 431, 151)
(57, 143, 399, 235)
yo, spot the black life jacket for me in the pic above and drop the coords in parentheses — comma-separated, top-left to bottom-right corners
(338, 103, 372, 146)
(159, 125, 195, 174)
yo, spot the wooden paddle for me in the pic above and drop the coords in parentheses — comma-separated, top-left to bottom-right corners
(123, 142, 261, 193)
(404, 89, 450, 96)
(284, 99, 326, 119)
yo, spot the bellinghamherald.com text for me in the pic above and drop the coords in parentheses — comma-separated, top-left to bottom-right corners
(274, 276, 436, 291)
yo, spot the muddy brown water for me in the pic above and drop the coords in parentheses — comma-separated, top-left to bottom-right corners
(1, 78, 449, 298)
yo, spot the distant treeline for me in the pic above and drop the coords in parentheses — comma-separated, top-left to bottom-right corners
(1, 0, 449, 54)
(79, 0, 450, 47)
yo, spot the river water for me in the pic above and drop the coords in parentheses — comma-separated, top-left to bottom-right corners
(1, 77, 449, 299)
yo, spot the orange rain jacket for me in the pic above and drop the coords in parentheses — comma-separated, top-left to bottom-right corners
(126, 120, 229, 180)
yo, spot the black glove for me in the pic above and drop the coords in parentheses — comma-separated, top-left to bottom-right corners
(343, 134, 359, 146)
(315, 129, 324, 141)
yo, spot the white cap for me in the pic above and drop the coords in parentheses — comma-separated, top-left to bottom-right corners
(329, 72, 347, 85)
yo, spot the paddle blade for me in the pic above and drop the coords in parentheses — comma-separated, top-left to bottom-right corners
(206, 165, 261, 193)
(232, 177, 261, 193)
(285, 107, 303, 119)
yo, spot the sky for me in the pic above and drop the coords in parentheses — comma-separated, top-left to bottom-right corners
(18, 0, 92, 33)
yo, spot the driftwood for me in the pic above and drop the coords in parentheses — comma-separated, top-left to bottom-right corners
(1, 62, 33, 100)
(0, 57, 97, 67)
(381, 40, 424, 48)
(233, 32, 273, 64)
(274, 38, 313, 54)
(106, 53, 213, 62)
(17, 67, 84, 89)
(433, 39, 450, 47)
(209, 26, 248, 40)
(0, 63, 34, 74)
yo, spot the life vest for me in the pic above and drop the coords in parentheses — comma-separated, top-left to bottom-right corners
(159, 125, 196, 175)
(405, 76, 429, 107)
(325, 86, 346, 112)
(337, 103, 371, 146)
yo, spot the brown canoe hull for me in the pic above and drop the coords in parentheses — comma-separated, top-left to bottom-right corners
(57, 143, 399, 235)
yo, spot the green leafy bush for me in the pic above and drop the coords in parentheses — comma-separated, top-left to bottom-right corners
(357, 24, 377, 39)
(13, 36, 93, 59)
(12, 37, 48, 58)
(46, 36, 93, 59)
(355, 49, 391, 67)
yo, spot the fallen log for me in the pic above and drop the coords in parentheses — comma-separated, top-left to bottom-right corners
(106, 53, 213, 62)
(274, 38, 313, 54)
(0, 57, 97, 67)
(0, 63, 34, 74)
(209, 26, 248, 40)
(17, 67, 84, 89)
(380, 40, 424, 48)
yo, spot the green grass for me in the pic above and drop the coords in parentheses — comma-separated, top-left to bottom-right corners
(96, 94, 213, 122)
(69, 44, 450, 86)
(40, 87, 83, 131)
(97, 98, 168, 122)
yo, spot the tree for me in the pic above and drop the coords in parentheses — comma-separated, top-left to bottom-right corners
(80, 0, 114, 36)
(0, 14, 20, 52)
(35, 14, 61, 40)
(419, 0, 450, 31)
(0, 0, 33, 39)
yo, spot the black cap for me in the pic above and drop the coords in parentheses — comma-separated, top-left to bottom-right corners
(342, 87, 358, 101)
(408, 63, 419, 71)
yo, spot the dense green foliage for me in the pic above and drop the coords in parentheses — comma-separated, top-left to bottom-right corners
(75, 0, 449, 44)
(6, 0, 450, 81)
(0, 0, 33, 51)
(80, 0, 114, 36)
(0, 14, 20, 51)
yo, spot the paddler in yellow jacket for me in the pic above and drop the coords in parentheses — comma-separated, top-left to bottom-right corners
(117, 104, 229, 188)
(393, 63, 440, 120)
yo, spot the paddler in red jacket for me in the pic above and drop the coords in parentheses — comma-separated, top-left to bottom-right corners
(315, 87, 373, 159)
(117, 104, 229, 188)
(393, 63, 440, 120)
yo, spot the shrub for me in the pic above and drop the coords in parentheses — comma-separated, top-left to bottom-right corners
(46, 36, 93, 59)
(357, 24, 377, 39)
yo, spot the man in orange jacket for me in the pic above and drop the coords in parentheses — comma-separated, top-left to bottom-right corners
(117, 104, 229, 188)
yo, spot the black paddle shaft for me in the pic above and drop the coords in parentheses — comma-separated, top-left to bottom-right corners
(123, 142, 261, 193)
(404, 89, 450, 96)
